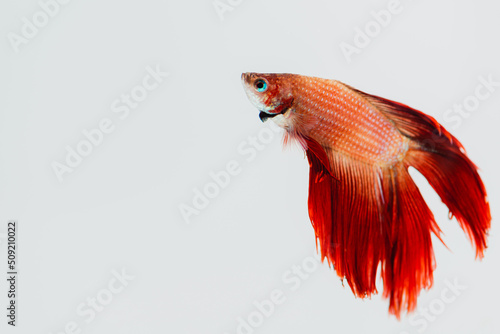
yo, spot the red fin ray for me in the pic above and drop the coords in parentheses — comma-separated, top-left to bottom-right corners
(405, 149, 490, 257)
(301, 85, 490, 318)
(303, 95, 490, 316)
(305, 139, 441, 318)
(350, 87, 491, 257)
(380, 165, 437, 317)
(306, 140, 385, 299)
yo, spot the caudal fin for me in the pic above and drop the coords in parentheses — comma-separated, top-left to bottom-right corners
(380, 163, 439, 316)
(352, 87, 491, 258)
(405, 142, 490, 257)
(304, 136, 440, 318)
(303, 86, 490, 318)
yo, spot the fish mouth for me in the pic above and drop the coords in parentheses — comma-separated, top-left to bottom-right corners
(259, 110, 278, 122)
(259, 104, 292, 122)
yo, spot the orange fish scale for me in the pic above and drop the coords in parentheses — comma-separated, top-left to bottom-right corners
(292, 76, 406, 165)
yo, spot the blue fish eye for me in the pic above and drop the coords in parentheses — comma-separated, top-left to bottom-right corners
(255, 79, 267, 92)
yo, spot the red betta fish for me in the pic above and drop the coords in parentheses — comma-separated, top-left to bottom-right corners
(241, 73, 491, 318)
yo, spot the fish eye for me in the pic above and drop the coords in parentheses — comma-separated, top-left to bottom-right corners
(254, 79, 268, 92)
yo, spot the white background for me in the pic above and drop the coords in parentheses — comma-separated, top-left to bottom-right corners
(1, 0, 499, 333)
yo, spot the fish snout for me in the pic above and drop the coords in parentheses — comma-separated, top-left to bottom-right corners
(241, 72, 254, 86)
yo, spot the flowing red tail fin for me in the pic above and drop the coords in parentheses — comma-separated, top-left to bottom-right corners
(303, 88, 490, 318)
(355, 88, 491, 258)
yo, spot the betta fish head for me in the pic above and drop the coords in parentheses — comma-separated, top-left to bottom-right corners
(241, 73, 295, 123)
